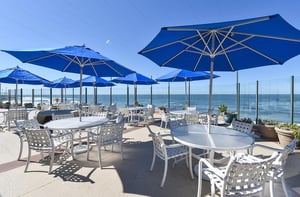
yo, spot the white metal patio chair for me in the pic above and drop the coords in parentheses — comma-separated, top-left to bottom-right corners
(24, 128, 72, 174)
(87, 119, 125, 169)
(197, 152, 279, 197)
(147, 125, 188, 187)
(15, 119, 42, 161)
(7, 108, 28, 130)
(231, 119, 254, 135)
(52, 113, 74, 120)
(250, 138, 297, 197)
(184, 113, 200, 125)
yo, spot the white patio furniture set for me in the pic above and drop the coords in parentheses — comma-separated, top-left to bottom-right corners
(16, 113, 126, 174)
(148, 117, 296, 197)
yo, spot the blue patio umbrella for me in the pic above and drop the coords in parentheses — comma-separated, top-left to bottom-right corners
(2, 45, 134, 120)
(139, 14, 300, 132)
(112, 72, 157, 106)
(156, 69, 219, 108)
(0, 66, 49, 105)
(69, 76, 115, 105)
(44, 77, 77, 103)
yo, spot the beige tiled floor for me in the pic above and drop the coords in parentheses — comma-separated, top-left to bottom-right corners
(0, 123, 299, 197)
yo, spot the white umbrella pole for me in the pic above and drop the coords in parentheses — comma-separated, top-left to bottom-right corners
(79, 67, 83, 121)
(208, 57, 215, 134)
(185, 79, 187, 108)
(15, 80, 18, 106)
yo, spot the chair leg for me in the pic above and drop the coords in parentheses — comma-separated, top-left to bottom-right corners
(197, 162, 202, 197)
(160, 120, 163, 128)
(49, 149, 55, 174)
(269, 179, 274, 197)
(87, 134, 90, 160)
(150, 151, 156, 171)
(211, 181, 216, 197)
(281, 176, 289, 197)
(17, 137, 23, 161)
(160, 159, 168, 187)
(25, 148, 31, 172)
(120, 142, 124, 160)
(97, 145, 102, 169)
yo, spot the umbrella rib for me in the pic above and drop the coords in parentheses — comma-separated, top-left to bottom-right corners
(163, 31, 213, 67)
(218, 32, 281, 64)
(214, 33, 235, 71)
(140, 34, 201, 54)
(224, 30, 300, 43)
(165, 15, 272, 32)
(25, 53, 58, 63)
(102, 61, 124, 76)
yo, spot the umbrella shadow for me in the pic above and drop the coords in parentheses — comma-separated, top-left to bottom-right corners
(111, 140, 201, 197)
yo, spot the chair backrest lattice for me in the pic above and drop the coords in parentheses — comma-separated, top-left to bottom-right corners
(184, 113, 199, 125)
(52, 113, 74, 120)
(231, 119, 254, 135)
(147, 125, 166, 160)
(272, 138, 297, 177)
(222, 152, 278, 196)
(8, 109, 28, 121)
(97, 120, 125, 146)
(169, 119, 188, 130)
(24, 128, 52, 151)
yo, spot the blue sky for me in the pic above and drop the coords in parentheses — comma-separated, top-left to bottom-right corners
(0, 0, 300, 95)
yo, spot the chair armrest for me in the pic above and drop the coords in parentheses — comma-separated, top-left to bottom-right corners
(165, 143, 185, 149)
(199, 158, 224, 178)
(252, 143, 283, 152)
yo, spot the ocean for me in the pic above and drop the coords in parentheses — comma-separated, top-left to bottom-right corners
(14, 93, 300, 124)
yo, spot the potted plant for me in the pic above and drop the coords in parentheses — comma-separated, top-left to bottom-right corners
(218, 105, 237, 124)
(275, 123, 300, 147)
(159, 106, 167, 113)
(253, 119, 278, 140)
(218, 104, 227, 115)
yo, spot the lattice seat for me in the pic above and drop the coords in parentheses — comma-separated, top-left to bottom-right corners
(197, 152, 279, 197)
(147, 125, 188, 187)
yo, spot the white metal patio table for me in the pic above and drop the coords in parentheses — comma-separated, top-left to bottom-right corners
(44, 116, 109, 156)
(171, 124, 255, 179)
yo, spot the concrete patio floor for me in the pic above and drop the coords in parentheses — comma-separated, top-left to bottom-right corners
(0, 123, 300, 197)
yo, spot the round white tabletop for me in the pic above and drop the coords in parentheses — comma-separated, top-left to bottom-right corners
(44, 116, 109, 130)
(169, 110, 198, 115)
(172, 124, 255, 179)
(44, 116, 109, 155)
(172, 124, 254, 151)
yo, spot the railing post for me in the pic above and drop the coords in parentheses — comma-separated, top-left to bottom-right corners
(40, 88, 42, 104)
(291, 75, 294, 124)
(60, 89, 63, 104)
(256, 80, 259, 124)
(188, 81, 191, 107)
(31, 89, 34, 106)
(8, 89, 11, 103)
(72, 88, 74, 104)
(50, 88, 52, 105)
(85, 87, 88, 104)
(168, 82, 170, 109)
(20, 88, 23, 106)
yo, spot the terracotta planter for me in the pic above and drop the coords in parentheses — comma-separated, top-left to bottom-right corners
(275, 127, 294, 147)
(253, 124, 278, 139)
